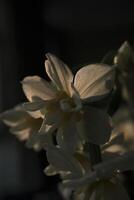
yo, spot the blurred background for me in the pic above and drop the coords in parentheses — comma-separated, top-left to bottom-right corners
(0, 0, 134, 199)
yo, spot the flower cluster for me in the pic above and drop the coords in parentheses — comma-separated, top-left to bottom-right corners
(1, 42, 134, 200)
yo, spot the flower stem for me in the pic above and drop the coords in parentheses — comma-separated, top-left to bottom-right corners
(86, 142, 102, 169)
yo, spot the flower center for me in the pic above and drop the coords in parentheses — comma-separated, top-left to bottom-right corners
(59, 92, 82, 113)
(60, 98, 75, 112)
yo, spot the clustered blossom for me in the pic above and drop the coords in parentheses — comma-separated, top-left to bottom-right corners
(1, 42, 134, 200)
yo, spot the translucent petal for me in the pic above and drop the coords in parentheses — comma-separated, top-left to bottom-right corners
(94, 179, 130, 200)
(38, 119, 58, 135)
(45, 53, 73, 95)
(0, 105, 30, 126)
(23, 101, 46, 112)
(26, 130, 53, 150)
(22, 76, 57, 101)
(44, 109, 63, 125)
(74, 64, 115, 102)
(94, 151, 134, 178)
(57, 117, 81, 153)
(114, 41, 133, 71)
(63, 170, 97, 189)
(46, 145, 82, 175)
(44, 165, 59, 176)
(77, 106, 112, 145)
(27, 110, 43, 119)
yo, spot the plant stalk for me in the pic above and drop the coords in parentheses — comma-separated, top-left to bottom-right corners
(86, 142, 102, 169)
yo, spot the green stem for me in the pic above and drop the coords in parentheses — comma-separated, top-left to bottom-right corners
(86, 142, 102, 169)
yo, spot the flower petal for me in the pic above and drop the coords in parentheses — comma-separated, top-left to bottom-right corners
(74, 64, 115, 102)
(63, 170, 97, 189)
(94, 150, 134, 177)
(44, 109, 63, 125)
(101, 180, 130, 200)
(45, 53, 73, 95)
(23, 101, 46, 112)
(57, 117, 81, 153)
(23, 100, 47, 119)
(114, 41, 133, 71)
(0, 105, 30, 127)
(46, 145, 82, 175)
(26, 129, 53, 150)
(44, 165, 59, 176)
(77, 106, 112, 145)
(22, 76, 57, 101)
(89, 179, 130, 200)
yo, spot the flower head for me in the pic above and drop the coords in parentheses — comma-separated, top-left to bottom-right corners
(0, 104, 50, 150)
(44, 142, 131, 200)
(22, 53, 114, 148)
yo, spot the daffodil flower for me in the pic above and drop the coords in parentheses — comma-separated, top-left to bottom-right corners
(44, 144, 130, 200)
(74, 178, 130, 200)
(63, 150, 134, 190)
(0, 104, 52, 150)
(114, 41, 134, 71)
(22, 53, 114, 148)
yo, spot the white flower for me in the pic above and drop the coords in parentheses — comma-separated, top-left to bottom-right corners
(22, 53, 114, 147)
(102, 105, 134, 156)
(114, 41, 134, 71)
(44, 144, 130, 200)
(74, 178, 130, 200)
(63, 150, 134, 190)
(0, 104, 51, 150)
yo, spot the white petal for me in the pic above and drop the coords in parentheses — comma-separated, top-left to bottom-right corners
(23, 101, 46, 111)
(74, 64, 115, 102)
(23, 101, 47, 119)
(44, 165, 59, 176)
(63, 171, 97, 189)
(57, 117, 81, 153)
(44, 109, 63, 125)
(94, 151, 134, 178)
(101, 180, 130, 200)
(67, 151, 134, 189)
(114, 41, 132, 69)
(46, 145, 82, 175)
(15, 129, 31, 141)
(26, 130, 53, 150)
(86, 179, 130, 200)
(11, 117, 42, 137)
(38, 119, 57, 134)
(45, 53, 73, 95)
(22, 76, 57, 101)
(77, 106, 112, 145)
(0, 105, 29, 127)
(26, 110, 43, 119)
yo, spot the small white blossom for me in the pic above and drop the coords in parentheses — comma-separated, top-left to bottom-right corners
(0, 104, 51, 150)
(22, 53, 114, 148)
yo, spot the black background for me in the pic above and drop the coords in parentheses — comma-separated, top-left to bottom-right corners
(0, 0, 134, 199)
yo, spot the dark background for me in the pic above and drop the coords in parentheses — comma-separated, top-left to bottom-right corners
(0, 0, 134, 199)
